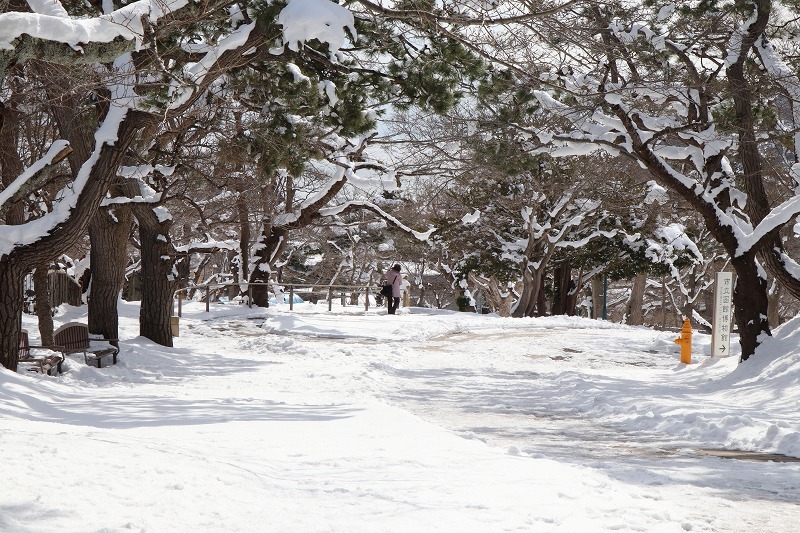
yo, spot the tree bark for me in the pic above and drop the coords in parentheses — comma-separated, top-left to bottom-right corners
(1, 101, 24, 225)
(767, 281, 781, 327)
(468, 272, 518, 317)
(235, 192, 250, 285)
(136, 206, 176, 347)
(552, 264, 577, 316)
(33, 264, 55, 345)
(626, 273, 646, 325)
(88, 204, 133, 345)
(512, 260, 544, 317)
(535, 270, 548, 316)
(0, 93, 27, 368)
(0, 261, 26, 370)
(552, 264, 568, 315)
(591, 276, 604, 320)
(731, 253, 770, 361)
(249, 222, 287, 307)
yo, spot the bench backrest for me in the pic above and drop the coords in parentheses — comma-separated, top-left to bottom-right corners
(19, 329, 29, 359)
(54, 323, 89, 351)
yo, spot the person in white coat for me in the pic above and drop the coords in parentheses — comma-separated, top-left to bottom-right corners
(385, 264, 402, 314)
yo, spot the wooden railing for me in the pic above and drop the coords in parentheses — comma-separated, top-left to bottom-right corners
(172, 282, 378, 317)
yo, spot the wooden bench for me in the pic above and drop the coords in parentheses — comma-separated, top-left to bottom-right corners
(53, 322, 119, 368)
(18, 329, 65, 376)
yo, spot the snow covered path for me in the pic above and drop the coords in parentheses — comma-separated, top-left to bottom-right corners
(5, 301, 800, 532)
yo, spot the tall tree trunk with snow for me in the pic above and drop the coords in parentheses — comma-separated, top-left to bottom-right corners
(249, 222, 287, 307)
(731, 253, 770, 360)
(87, 174, 138, 342)
(726, 2, 800, 303)
(536, 271, 548, 316)
(0, 97, 27, 367)
(88, 205, 134, 345)
(136, 207, 177, 347)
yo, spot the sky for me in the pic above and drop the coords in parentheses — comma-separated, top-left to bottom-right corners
(3, 299, 799, 532)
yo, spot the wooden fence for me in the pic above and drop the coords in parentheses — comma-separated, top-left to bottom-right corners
(172, 282, 379, 317)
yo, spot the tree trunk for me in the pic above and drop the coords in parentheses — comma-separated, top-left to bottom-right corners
(552, 264, 570, 315)
(0, 261, 26, 370)
(767, 281, 781, 327)
(88, 201, 134, 345)
(626, 273, 646, 325)
(136, 207, 176, 346)
(591, 276, 604, 320)
(1, 102, 24, 226)
(731, 254, 770, 362)
(468, 273, 518, 317)
(535, 270, 548, 316)
(512, 262, 543, 317)
(249, 222, 287, 307)
(33, 264, 55, 345)
(235, 192, 250, 285)
(0, 99, 26, 370)
(416, 285, 426, 307)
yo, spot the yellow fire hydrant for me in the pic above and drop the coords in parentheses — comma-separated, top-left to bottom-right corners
(674, 318, 692, 364)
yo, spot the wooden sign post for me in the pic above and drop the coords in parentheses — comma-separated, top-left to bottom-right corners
(710, 272, 734, 357)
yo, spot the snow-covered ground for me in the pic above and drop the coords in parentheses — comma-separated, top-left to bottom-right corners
(4, 300, 800, 532)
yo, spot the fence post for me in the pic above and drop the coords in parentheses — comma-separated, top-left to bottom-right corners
(365, 286, 369, 311)
(328, 286, 333, 312)
(289, 285, 294, 311)
(248, 284, 252, 308)
(178, 288, 183, 317)
(205, 284, 210, 313)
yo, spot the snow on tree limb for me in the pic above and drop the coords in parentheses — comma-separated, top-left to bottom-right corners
(168, 21, 256, 110)
(319, 200, 435, 240)
(725, 6, 761, 67)
(530, 84, 800, 258)
(173, 241, 238, 254)
(0, 141, 70, 213)
(733, 195, 800, 257)
(0, 0, 190, 51)
(0, 55, 134, 256)
(0, 107, 127, 255)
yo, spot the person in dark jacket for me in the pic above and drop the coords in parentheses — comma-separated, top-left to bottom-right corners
(385, 264, 402, 314)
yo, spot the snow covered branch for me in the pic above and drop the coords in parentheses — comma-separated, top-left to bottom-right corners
(319, 200, 436, 241)
(0, 0, 190, 51)
(0, 141, 71, 219)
